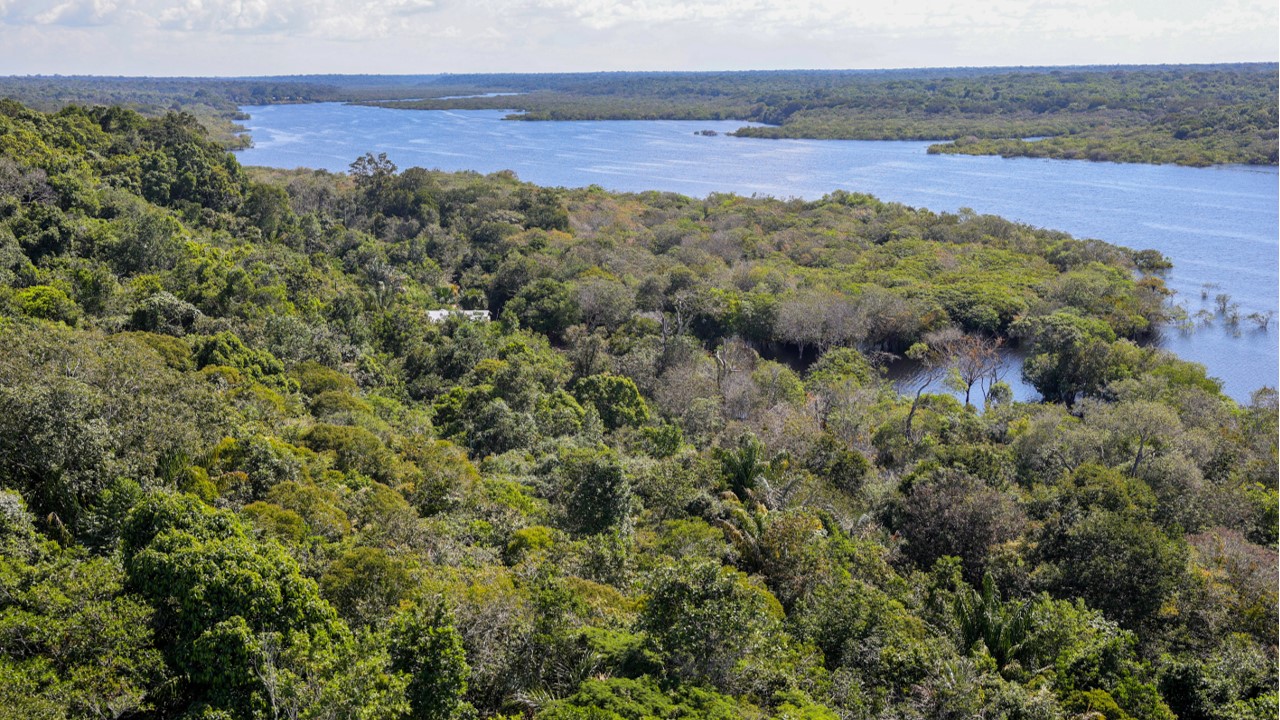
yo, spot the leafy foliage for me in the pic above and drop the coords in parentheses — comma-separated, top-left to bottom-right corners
(0, 98, 1273, 719)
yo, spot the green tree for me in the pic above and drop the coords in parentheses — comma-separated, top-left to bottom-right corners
(128, 290, 203, 335)
(350, 151, 399, 200)
(891, 467, 1025, 582)
(109, 203, 186, 275)
(560, 446, 634, 536)
(389, 597, 472, 720)
(120, 493, 356, 716)
(301, 424, 396, 482)
(0, 491, 169, 720)
(13, 285, 80, 325)
(572, 374, 649, 431)
(192, 331, 296, 393)
(951, 573, 1033, 671)
(714, 432, 767, 497)
(537, 676, 759, 720)
(1037, 509, 1188, 628)
(239, 182, 296, 239)
(638, 559, 796, 693)
(0, 325, 220, 536)
(1013, 311, 1127, 404)
(805, 432, 870, 494)
(507, 278, 581, 339)
(321, 547, 414, 629)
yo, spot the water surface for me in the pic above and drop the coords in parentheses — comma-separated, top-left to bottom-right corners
(238, 103, 1279, 402)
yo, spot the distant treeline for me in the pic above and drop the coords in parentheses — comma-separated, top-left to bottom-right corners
(2, 65, 1276, 165)
(368, 65, 1279, 167)
(0, 76, 337, 148)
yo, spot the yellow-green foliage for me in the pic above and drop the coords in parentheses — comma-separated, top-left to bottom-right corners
(0, 97, 1270, 720)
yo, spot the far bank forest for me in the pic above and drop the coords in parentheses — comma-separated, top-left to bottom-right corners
(1, 64, 1277, 166)
(0, 81, 1275, 720)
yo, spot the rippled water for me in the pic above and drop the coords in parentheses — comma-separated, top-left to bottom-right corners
(238, 103, 1279, 402)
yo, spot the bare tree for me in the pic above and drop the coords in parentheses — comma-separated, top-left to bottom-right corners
(0, 158, 56, 204)
(715, 338, 760, 421)
(926, 329, 1006, 407)
(776, 290, 865, 358)
(901, 341, 949, 443)
(857, 288, 924, 351)
(564, 325, 610, 378)
(575, 277, 634, 331)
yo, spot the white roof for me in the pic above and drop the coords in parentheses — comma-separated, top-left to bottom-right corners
(426, 309, 491, 322)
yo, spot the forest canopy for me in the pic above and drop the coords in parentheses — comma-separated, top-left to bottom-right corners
(0, 99, 1275, 719)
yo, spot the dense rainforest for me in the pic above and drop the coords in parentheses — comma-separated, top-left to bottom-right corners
(0, 99, 1275, 720)
(3, 64, 1277, 166)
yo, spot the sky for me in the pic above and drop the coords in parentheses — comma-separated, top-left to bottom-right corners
(0, 0, 1275, 76)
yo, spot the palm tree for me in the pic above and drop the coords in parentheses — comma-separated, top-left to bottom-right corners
(952, 573, 1033, 671)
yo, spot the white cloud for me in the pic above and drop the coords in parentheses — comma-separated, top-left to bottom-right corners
(4, 0, 441, 38)
(30, 0, 123, 26)
(506, 0, 1079, 34)
(15, 0, 1269, 39)
(0, 0, 1273, 75)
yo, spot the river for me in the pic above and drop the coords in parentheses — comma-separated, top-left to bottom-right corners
(237, 103, 1279, 403)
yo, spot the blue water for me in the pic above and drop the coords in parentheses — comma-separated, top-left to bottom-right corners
(238, 103, 1279, 403)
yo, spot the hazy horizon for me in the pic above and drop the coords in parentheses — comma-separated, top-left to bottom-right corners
(5, 60, 1279, 81)
(2, 0, 1274, 77)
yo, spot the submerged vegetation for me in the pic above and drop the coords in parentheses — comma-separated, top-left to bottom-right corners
(0, 99, 1275, 719)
